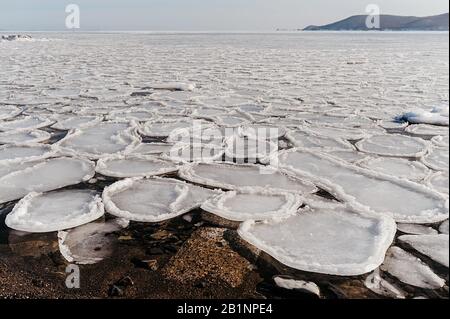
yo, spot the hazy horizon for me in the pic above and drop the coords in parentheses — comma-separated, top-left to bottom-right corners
(0, 0, 448, 31)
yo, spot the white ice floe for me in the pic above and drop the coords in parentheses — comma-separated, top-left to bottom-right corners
(364, 269, 406, 299)
(0, 130, 51, 145)
(6, 190, 104, 233)
(273, 277, 321, 296)
(322, 149, 369, 164)
(432, 135, 449, 148)
(150, 82, 196, 91)
(131, 143, 174, 155)
(356, 134, 429, 158)
(381, 246, 446, 289)
(139, 119, 193, 138)
(238, 201, 396, 276)
(400, 106, 449, 126)
(51, 116, 103, 130)
(422, 147, 449, 172)
(58, 219, 123, 265)
(305, 124, 371, 140)
(0, 105, 22, 120)
(0, 157, 95, 204)
(439, 220, 449, 234)
(57, 122, 140, 159)
(179, 162, 317, 194)
(103, 177, 218, 222)
(398, 234, 449, 268)
(0, 144, 55, 164)
(405, 124, 449, 137)
(425, 171, 449, 195)
(286, 129, 353, 150)
(239, 125, 287, 140)
(378, 120, 408, 130)
(163, 143, 224, 163)
(397, 224, 438, 236)
(276, 148, 449, 224)
(106, 109, 155, 122)
(214, 115, 250, 128)
(224, 136, 278, 161)
(358, 157, 430, 182)
(96, 154, 179, 178)
(0, 116, 54, 132)
(201, 190, 302, 222)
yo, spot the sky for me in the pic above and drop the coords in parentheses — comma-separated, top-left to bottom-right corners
(0, 0, 448, 31)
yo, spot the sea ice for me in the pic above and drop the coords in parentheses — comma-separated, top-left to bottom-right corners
(103, 177, 218, 222)
(381, 247, 445, 289)
(163, 143, 224, 163)
(52, 116, 103, 130)
(398, 234, 449, 267)
(224, 136, 278, 161)
(439, 220, 449, 234)
(96, 155, 179, 178)
(358, 157, 430, 181)
(0, 105, 22, 120)
(179, 162, 317, 194)
(364, 269, 406, 299)
(131, 143, 174, 155)
(0, 130, 51, 145)
(0, 116, 54, 132)
(238, 201, 396, 276)
(276, 148, 449, 223)
(405, 124, 449, 137)
(397, 224, 438, 236)
(0, 144, 55, 164)
(431, 135, 449, 148)
(0, 157, 95, 204)
(422, 147, 449, 171)
(5, 190, 104, 233)
(356, 134, 429, 158)
(322, 149, 369, 164)
(201, 189, 302, 222)
(399, 106, 449, 126)
(138, 120, 193, 137)
(273, 277, 321, 296)
(425, 171, 449, 195)
(150, 82, 196, 91)
(285, 129, 353, 150)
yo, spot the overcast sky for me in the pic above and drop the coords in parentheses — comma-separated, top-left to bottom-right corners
(1, 0, 448, 31)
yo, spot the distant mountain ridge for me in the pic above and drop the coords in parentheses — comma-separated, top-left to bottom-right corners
(304, 13, 449, 31)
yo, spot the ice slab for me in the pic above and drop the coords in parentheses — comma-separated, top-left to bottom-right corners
(305, 124, 371, 140)
(0, 116, 54, 132)
(0, 105, 22, 120)
(224, 136, 278, 161)
(359, 157, 430, 182)
(238, 201, 396, 276)
(425, 171, 449, 195)
(405, 124, 449, 137)
(422, 147, 449, 171)
(0, 157, 95, 204)
(0, 144, 55, 164)
(397, 224, 438, 235)
(286, 129, 353, 150)
(179, 162, 317, 194)
(58, 219, 123, 265)
(364, 269, 406, 299)
(103, 177, 218, 222)
(399, 107, 449, 126)
(273, 277, 321, 296)
(52, 116, 103, 130)
(163, 144, 224, 163)
(201, 190, 302, 222)
(356, 134, 429, 158)
(57, 122, 140, 159)
(378, 120, 408, 130)
(0, 130, 51, 145)
(322, 150, 369, 164)
(6, 190, 104, 233)
(276, 148, 449, 223)
(439, 220, 449, 234)
(139, 120, 192, 138)
(131, 143, 174, 155)
(381, 247, 445, 289)
(399, 234, 449, 267)
(96, 155, 179, 178)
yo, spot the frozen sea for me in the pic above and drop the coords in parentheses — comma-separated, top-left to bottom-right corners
(0, 32, 449, 299)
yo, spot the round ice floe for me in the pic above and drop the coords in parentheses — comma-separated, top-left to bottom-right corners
(107, 109, 155, 122)
(397, 223, 438, 236)
(179, 162, 317, 194)
(439, 220, 449, 234)
(0, 116, 54, 132)
(399, 234, 449, 267)
(51, 116, 103, 130)
(0, 105, 22, 120)
(356, 134, 429, 158)
(405, 124, 449, 137)
(58, 219, 123, 265)
(0, 144, 55, 164)
(224, 136, 278, 161)
(201, 190, 302, 222)
(238, 201, 396, 276)
(425, 171, 449, 195)
(381, 247, 446, 289)
(0, 130, 51, 145)
(131, 143, 174, 155)
(139, 120, 193, 137)
(57, 122, 140, 159)
(96, 155, 179, 178)
(0, 157, 95, 204)
(422, 147, 449, 171)
(276, 148, 449, 224)
(103, 177, 218, 222)
(163, 143, 224, 163)
(359, 157, 430, 181)
(286, 129, 353, 150)
(6, 190, 104, 233)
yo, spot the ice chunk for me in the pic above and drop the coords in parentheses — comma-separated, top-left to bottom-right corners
(439, 220, 449, 234)
(0, 130, 51, 145)
(425, 171, 449, 195)
(0, 157, 95, 204)
(0, 144, 55, 164)
(6, 190, 104, 233)
(397, 224, 438, 235)
(0, 105, 22, 120)
(359, 157, 430, 182)
(356, 134, 429, 158)
(398, 234, 449, 267)
(286, 129, 353, 150)
(399, 106, 449, 126)
(201, 190, 302, 222)
(96, 155, 179, 178)
(58, 219, 123, 265)
(57, 122, 140, 159)
(381, 247, 445, 289)
(139, 120, 192, 138)
(364, 269, 406, 299)
(103, 177, 218, 222)
(276, 148, 449, 223)
(179, 162, 317, 194)
(131, 143, 174, 155)
(273, 277, 321, 296)
(422, 147, 449, 171)
(52, 116, 103, 130)
(405, 124, 449, 137)
(0, 116, 54, 132)
(238, 201, 396, 276)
